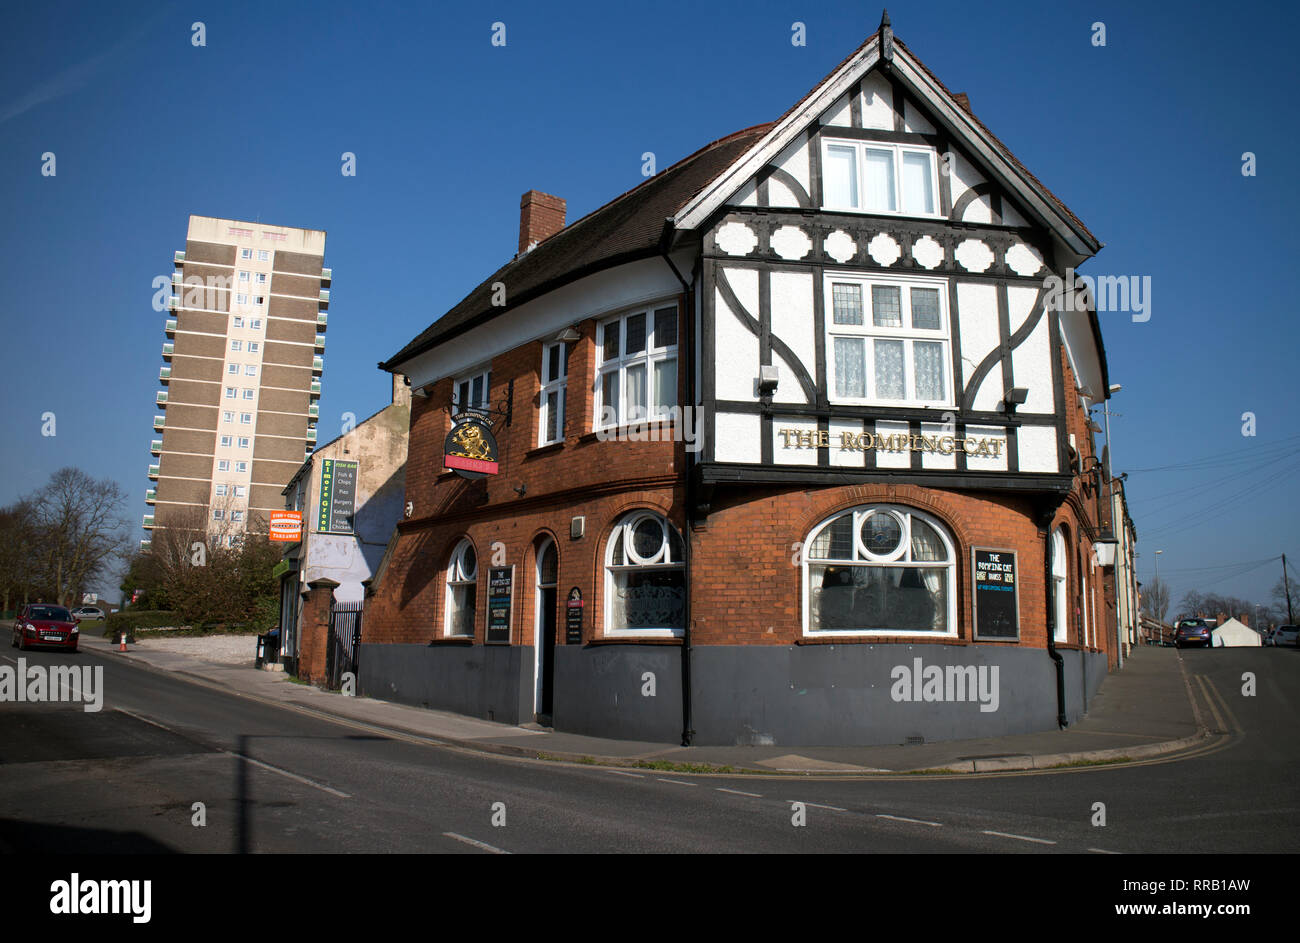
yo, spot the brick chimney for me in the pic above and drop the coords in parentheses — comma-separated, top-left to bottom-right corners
(518, 190, 566, 255)
(952, 93, 973, 115)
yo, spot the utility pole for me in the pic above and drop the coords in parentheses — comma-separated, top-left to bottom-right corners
(1284, 554, 1295, 624)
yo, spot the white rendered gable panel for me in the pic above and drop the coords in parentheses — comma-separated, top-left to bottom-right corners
(773, 418, 818, 465)
(903, 98, 936, 134)
(1017, 424, 1059, 473)
(948, 151, 987, 213)
(715, 285, 760, 402)
(823, 93, 851, 127)
(860, 72, 895, 130)
(766, 134, 810, 208)
(1011, 314, 1053, 415)
(956, 281, 999, 390)
(829, 419, 866, 468)
(769, 270, 814, 404)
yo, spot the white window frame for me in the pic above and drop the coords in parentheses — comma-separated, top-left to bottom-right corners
(228, 363, 239, 375)
(820, 138, 941, 218)
(236, 293, 248, 305)
(238, 437, 250, 449)
(594, 302, 679, 431)
(254, 296, 265, 306)
(251, 319, 262, 329)
(801, 503, 958, 638)
(538, 342, 568, 446)
(217, 460, 230, 472)
(823, 271, 954, 408)
(213, 509, 225, 520)
(233, 316, 244, 328)
(230, 340, 242, 352)
(603, 511, 687, 639)
(214, 483, 228, 497)
(444, 539, 478, 638)
(235, 461, 248, 473)
(235, 485, 247, 498)
(220, 435, 233, 447)
(257, 250, 269, 261)
(225, 387, 237, 399)
(243, 389, 255, 400)
(248, 342, 259, 352)
(256, 272, 267, 284)
(223, 411, 234, 423)
(231, 510, 244, 522)
(240, 248, 252, 260)
(452, 368, 491, 415)
(238, 271, 250, 282)
(240, 412, 252, 424)
(1051, 527, 1069, 643)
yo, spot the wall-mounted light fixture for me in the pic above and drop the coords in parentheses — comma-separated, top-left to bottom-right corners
(1002, 387, 1029, 413)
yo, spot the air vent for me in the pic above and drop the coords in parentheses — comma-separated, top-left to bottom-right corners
(570, 515, 585, 540)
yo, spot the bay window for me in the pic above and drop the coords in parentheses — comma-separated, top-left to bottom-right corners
(822, 139, 938, 217)
(804, 504, 956, 636)
(596, 304, 678, 428)
(825, 273, 952, 406)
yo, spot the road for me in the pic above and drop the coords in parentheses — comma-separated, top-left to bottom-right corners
(1, 644, 1297, 854)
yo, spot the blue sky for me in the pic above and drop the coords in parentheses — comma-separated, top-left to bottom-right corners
(1, 0, 1297, 612)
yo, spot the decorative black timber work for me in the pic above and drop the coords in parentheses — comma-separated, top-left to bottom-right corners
(714, 267, 818, 405)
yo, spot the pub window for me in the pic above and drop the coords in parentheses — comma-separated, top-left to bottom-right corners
(1051, 527, 1069, 643)
(824, 273, 953, 407)
(821, 139, 939, 217)
(604, 512, 686, 637)
(804, 504, 956, 636)
(453, 368, 491, 415)
(538, 341, 568, 446)
(595, 304, 678, 429)
(445, 539, 478, 638)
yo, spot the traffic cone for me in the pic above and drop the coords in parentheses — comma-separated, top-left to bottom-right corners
(118, 632, 127, 652)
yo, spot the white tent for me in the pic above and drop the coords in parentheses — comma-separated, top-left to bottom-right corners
(1211, 617, 1261, 647)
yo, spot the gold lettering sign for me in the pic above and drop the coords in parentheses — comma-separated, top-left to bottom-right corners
(777, 428, 1004, 458)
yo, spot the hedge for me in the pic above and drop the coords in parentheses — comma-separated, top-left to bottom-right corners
(103, 610, 187, 640)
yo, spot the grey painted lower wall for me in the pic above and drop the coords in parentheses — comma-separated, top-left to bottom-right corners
(358, 643, 533, 725)
(358, 641, 1112, 747)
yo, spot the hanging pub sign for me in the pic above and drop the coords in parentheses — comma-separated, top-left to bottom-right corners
(565, 587, 584, 645)
(444, 414, 499, 479)
(486, 565, 514, 644)
(972, 547, 1019, 640)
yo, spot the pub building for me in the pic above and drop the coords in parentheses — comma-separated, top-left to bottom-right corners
(360, 15, 1121, 746)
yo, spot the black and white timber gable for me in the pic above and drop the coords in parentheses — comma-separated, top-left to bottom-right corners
(673, 17, 1107, 496)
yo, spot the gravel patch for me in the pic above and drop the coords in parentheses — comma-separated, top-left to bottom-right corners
(137, 634, 263, 666)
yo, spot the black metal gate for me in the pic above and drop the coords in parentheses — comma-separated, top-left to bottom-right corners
(326, 600, 363, 691)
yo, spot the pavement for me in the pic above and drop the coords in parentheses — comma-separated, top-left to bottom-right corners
(77, 629, 1207, 775)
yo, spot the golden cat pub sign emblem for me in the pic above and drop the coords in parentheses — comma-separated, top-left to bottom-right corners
(444, 414, 500, 478)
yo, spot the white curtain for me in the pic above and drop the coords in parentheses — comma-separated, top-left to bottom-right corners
(913, 341, 945, 401)
(874, 339, 905, 399)
(863, 148, 896, 211)
(834, 337, 865, 397)
(901, 151, 934, 214)
(825, 145, 858, 208)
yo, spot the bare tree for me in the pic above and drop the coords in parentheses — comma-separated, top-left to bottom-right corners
(30, 468, 132, 607)
(1142, 576, 1171, 624)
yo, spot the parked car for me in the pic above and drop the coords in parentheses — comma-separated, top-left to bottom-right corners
(1174, 618, 1213, 649)
(1273, 625, 1300, 647)
(70, 606, 104, 621)
(11, 603, 80, 652)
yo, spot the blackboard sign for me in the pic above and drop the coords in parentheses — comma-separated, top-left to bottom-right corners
(565, 587, 583, 645)
(318, 459, 359, 534)
(972, 548, 1019, 640)
(486, 566, 513, 644)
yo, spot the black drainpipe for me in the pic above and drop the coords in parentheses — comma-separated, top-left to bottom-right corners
(662, 242, 696, 746)
(1043, 505, 1068, 729)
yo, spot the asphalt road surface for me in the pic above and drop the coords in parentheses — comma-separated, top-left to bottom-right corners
(1, 645, 1296, 854)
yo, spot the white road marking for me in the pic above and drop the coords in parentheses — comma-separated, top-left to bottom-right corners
(982, 829, 1056, 845)
(716, 788, 762, 798)
(877, 813, 942, 827)
(115, 707, 353, 799)
(656, 778, 698, 787)
(1088, 847, 1122, 854)
(605, 769, 644, 778)
(443, 832, 510, 854)
(799, 802, 848, 812)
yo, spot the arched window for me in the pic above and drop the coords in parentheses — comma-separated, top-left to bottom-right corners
(605, 512, 686, 636)
(445, 539, 477, 638)
(804, 504, 956, 635)
(1051, 527, 1068, 643)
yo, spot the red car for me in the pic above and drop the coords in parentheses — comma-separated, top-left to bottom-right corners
(11, 603, 80, 653)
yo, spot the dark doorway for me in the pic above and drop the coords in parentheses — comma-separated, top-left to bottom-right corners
(537, 539, 558, 724)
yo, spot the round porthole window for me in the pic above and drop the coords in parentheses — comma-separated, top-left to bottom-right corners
(859, 509, 904, 559)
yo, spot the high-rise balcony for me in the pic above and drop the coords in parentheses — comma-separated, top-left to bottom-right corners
(306, 427, 317, 443)
(171, 272, 183, 288)
(321, 267, 332, 283)
(162, 342, 174, 359)
(140, 539, 152, 551)
(168, 295, 179, 312)
(148, 464, 160, 479)
(318, 289, 330, 308)
(150, 439, 162, 455)
(159, 366, 171, 383)
(316, 312, 328, 329)
(153, 416, 165, 431)
(165, 318, 176, 335)
(312, 356, 323, 374)
(142, 514, 155, 529)
(310, 380, 321, 396)
(155, 391, 168, 406)
(174, 250, 186, 265)
(314, 333, 326, 350)
(307, 404, 319, 419)
(145, 489, 156, 505)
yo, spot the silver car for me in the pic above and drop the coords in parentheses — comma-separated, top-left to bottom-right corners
(1273, 625, 1300, 647)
